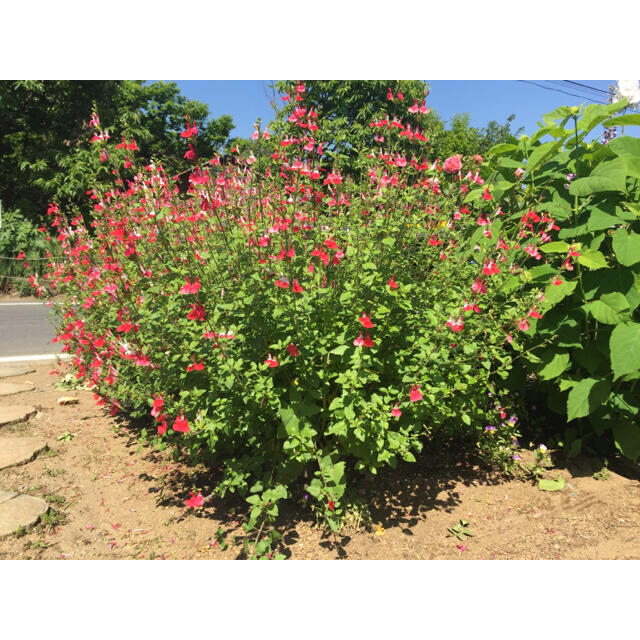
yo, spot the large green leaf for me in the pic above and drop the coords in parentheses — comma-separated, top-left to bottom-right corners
(567, 378, 611, 421)
(601, 113, 640, 128)
(569, 158, 627, 196)
(612, 228, 640, 267)
(608, 136, 640, 178)
(613, 419, 640, 462)
(539, 241, 569, 254)
(487, 143, 519, 156)
(610, 322, 640, 380)
(586, 207, 625, 232)
(578, 101, 625, 134)
(538, 351, 570, 380)
(543, 279, 577, 306)
(542, 106, 574, 128)
(585, 293, 630, 324)
(525, 141, 562, 173)
(279, 404, 299, 436)
(577, 249, 608, 270)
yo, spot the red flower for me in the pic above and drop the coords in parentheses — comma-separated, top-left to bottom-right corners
(16, 252, 25, 260)
(287, 343, 300, 357)
(117, 322, 133, 333)
(528, 308, 543, 319)
(180, 122, 198, 138)
(179, 276, 201, 294)
(358, 312, 374, 328)
(388, 276, 399, 289)
(274, 277, 289, 289)
(186, 361, 205, 372)
(482, 188, 493, 200)
(151, 395, 163, 418)
(482, 259, 500, 275)
(324, 236, 339, 250)
(353, 332, 365, 347)
(185, 491, 204, 509)
(391, 403, 402, 418)
(363, 332, 375, 347)
(264, 354, 279, 367)
(187, 303, 206, 321)
(518, 318, 530, 332)
(173, 414, 190, 433)
(410, 385, 423, 402)
(328, 500, 335, 511)
(157, 421, 167, 436)
(291, 279, 303, 293)
(471, 279, 487, 294)
(446, 316, 464, 332)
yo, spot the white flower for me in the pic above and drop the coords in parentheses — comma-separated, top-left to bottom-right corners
(614, 80, 640, 110)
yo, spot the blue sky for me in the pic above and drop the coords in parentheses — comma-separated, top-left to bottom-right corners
(170, 80, 619, 141)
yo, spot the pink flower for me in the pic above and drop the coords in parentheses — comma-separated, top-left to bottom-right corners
(291, 279, 303, 293)
(287, 343, 300, 357)
(388, 276, 399, 289)
(471, 279, 487, 294)
(353, 332, 365, 347)
(443, 156, 462, 174)
(515, 167, 525, 179)
(446, 316, 464, 332)
(518, 318, 530, 332)
(173, 414, 190, 433)
(410, 385, 423, 402)
(391, 403, 402, 418)
(358, 312, 374, 328)
(264, 354, 279, 367)
(179, 276, 201, 294)
(528, 308, 543, 319)
(187, 303, 206, 321)
(185, 491, 204, 509)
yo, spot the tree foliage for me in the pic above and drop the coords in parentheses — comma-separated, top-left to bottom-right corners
(0, 80, 234, 221)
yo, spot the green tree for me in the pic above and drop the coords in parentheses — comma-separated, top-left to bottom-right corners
(0, 80, 234, 222)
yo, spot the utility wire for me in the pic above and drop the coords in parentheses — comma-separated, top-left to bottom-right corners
(562, 80, 613, 96)
(517, 80, 607, 104)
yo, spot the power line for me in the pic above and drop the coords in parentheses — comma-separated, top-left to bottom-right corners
(517, 80, 607, 104)
(562, 80, 613, 96)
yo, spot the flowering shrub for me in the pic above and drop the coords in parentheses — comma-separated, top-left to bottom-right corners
(37, 85, 559, 554)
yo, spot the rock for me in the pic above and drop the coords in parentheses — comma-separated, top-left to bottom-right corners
(0, 366, 35, 379)
(0, 436, 48, 470)
(0, 382, 36, 397)
(0, 490, 18, 505)
(0, 494, 49, 537)
(0, 405, 37, 427)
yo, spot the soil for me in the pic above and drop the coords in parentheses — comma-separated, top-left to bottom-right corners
(1, 363, 639, 560)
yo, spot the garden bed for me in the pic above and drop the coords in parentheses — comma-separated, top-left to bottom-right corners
(1, 364, 638, 560)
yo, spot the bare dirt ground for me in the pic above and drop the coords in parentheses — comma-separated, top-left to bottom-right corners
(1, 363, 639, 560)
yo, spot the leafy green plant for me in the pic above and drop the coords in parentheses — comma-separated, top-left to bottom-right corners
(478, 99, 640, 462)
(447, 518, 474, 541)
(56, 431, 77, 442)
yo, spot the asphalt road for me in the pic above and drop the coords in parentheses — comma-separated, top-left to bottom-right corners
(0, 302, 62, 357)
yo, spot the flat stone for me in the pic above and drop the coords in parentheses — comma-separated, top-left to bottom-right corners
(0, 382, 36, 397)
(0, 405, 37, 427)
(0, 366, 35, 379)
(0, 490, 18, 505)
(0, 494, 49, 537)
(0, 436, 48, 470)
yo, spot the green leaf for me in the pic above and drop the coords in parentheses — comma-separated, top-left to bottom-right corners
(542, 106, 574, 128)
(578, 249, 608, 270)
(612, 228, 640, 267)
(279, 404, 299, 436)
(543, 279, 577, 306)
(612, 419, 640, 462)
(538, 476, 566, 492)
(585, 293, 629, 324)
(567, 378, 611, 421)
(539, 241, 569, 254)
(586, 208, 625, 232)
(569, 158, 628, 196)
(610, 322, 640, 380)
(329, 345, 349, 356)
(487, 142, 519, 156)
(601, 113, 640, 128)
(578, 102, 623, 134)
(538, 351, 570, 380)
(525, 141, 561, 173)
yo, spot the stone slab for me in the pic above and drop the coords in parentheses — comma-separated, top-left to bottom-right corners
(0, 436, 48, 471)
(0, 382, 36, 397)
(0, 490, 18, 505)
(0, 366, 36, 379)
(0, 405, 37, 427)
(0, 494, 49, 537)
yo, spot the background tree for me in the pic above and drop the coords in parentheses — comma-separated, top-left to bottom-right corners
(0, 80, 234, 222)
